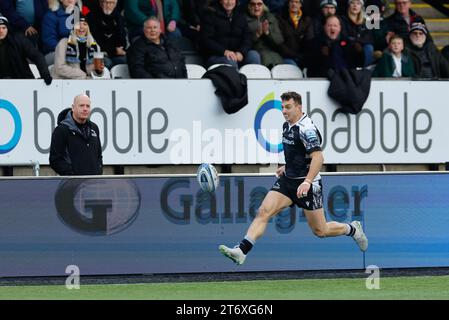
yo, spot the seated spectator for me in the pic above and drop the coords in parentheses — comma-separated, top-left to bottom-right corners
(52, 16, 102, 79)
(372, 35, 415, 77)
(365, 0, 389, 54)
(406, 22, 449, 79)
(127, 17, 187, 78)
(41, 0, 83, 64)
(311, 0, 337, 41)
(200, 0, 261, 68)
(277, 0, 314, 68)
(308, 14, 364, 77)
(0, 0, 49, 48)
(341, 0, 375, 66)
(82, 0, 124, 14)
(0, 14, 52, 84)
(87, 0, 127, 69)
(384, 0, 426, 44)
(124, 0, 182, 41)
(177, 0, 210, 47)
(246, 0, 285, 68)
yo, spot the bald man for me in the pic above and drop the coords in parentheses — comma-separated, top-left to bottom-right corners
(49, 94, 103, 175)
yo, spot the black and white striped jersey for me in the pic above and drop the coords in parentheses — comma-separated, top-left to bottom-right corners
(282, 113, 322, 179)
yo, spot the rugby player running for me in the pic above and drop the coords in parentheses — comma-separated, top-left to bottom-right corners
(219, 91, 368, 265)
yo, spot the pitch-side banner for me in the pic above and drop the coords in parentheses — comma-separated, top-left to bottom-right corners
(1, 173, 449, 277)
(0, 79, 446, 164)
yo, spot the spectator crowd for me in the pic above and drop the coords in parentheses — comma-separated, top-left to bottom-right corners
(1, 0, 449, 81)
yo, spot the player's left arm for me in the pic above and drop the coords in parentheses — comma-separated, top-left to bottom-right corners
(297, 150, 323, 197)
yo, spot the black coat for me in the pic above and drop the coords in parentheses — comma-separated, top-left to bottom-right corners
(127, 35, 187, 78)
(408, 39, 449, 79)
(178, 0, 210, 27)
(0, 31, 50, 79)
(340, 15, 374, 46)
(384, 9, 425, 40)
(50, 108, 103, 176)
(308, 35, 365, 78)
(328, 68, 372, 114)
(276, 9, 314, 60)
(202, 65, 248, 114)
(200, 4, 252, 57)
(87, 6, 127, 58)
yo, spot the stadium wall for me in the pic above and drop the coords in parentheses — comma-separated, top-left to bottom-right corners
(0, 172, 448, 277)
(0, 79, 448, 170)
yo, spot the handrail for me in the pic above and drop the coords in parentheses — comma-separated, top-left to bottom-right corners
(0, 161, 40, 176)
(423, 0, 449, 18)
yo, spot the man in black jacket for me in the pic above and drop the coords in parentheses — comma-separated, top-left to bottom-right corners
(199, 0, 260, 68)
(87, 0, 127, 69)
(49, 94, 103, 176)
(0, 14, 51, 83)
(407, 22, 449, 79)
(384, 0, 426, 43)
(127, 16, 187, 78)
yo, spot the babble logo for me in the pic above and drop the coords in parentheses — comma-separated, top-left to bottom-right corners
(0, 99, 22, 154)
(54, 179, 141, 235)
(253, 92, 283, 153)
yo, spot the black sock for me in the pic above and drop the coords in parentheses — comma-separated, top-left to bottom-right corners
(347, 224, 356, 237)
(239, 239, 253, 255)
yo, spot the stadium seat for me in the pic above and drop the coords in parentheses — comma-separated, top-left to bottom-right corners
(186, 64, 207, 79)
(271, 64, 304, 79)
(207, 63, 233, 71)
(29, 64, 40, 79)
(184, 54, 204, 65)
(239, 64, 271, 79)
(110, 64, 130, 79)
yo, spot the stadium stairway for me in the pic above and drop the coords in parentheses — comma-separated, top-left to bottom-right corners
(397, 0, 449, 49)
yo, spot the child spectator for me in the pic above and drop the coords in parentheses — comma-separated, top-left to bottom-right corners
(372, 35, 415, 77)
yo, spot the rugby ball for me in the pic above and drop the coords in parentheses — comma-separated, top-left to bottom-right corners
(197, 163, 219, 192)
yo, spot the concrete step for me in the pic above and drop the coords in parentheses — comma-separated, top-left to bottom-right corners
(431, 32, 449, 47)
(426, 18, 449, 32)
(388, 3, 449, 19)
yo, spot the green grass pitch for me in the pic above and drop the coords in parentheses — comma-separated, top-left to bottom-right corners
(0, 275, 449, 300)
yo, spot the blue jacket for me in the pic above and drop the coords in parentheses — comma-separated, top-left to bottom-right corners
(0, 0, 48, 32)
(41, 8, 72, 53)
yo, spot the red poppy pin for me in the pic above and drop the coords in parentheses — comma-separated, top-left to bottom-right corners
(340, 40, 347, 46)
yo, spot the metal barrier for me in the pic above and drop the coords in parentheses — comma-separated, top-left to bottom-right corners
(0, 161, 40, 176)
